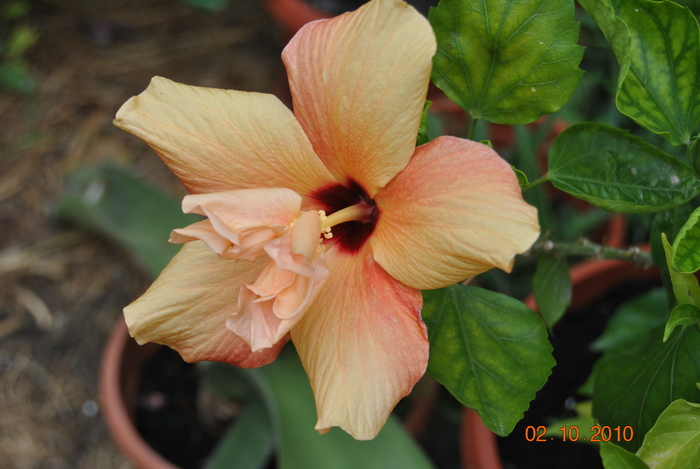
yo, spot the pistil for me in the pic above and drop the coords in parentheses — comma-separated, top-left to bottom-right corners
(321, 202, 375, 230)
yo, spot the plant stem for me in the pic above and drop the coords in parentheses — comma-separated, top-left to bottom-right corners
(467, 116, 479, 140)
(528, 238, 655, 269)
(522, 174, 550, 192)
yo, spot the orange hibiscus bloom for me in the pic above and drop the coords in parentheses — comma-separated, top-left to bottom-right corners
(115, 0, 539, 439)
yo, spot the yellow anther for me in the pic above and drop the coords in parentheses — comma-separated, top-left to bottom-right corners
(324, 232, 334, 239)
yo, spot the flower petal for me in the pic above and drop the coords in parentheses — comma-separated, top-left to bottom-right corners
(114, 77, 335, 197)
(173, 188, 302, 260)
(124, 241, 285, 368)
(371, 136, 540, 290)
(290, 246, 427, 440)
(227, 253, 328, 352)
(282, 0, 436, 197)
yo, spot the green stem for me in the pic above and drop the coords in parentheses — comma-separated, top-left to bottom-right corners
(522, 174, 550, 193)
(467, 116, 479, 140)
(528, 238, 655, 269)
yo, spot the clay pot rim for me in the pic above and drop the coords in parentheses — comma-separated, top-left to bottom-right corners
(99, 320, 179, 469)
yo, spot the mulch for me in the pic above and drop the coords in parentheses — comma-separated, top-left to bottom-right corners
(0, 1, 284, 467)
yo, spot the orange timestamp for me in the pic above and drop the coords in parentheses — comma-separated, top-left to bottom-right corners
(525, 425, 634, 442)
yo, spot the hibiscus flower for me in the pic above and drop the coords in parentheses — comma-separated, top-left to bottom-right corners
(115, 0, 539, 440)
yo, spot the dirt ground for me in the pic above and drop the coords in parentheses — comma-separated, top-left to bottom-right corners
(0, 1, 284, 467)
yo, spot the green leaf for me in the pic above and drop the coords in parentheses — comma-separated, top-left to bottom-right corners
(614, 0, 700, 145)
(429, 0, 584, 124)
(532, 254, 571, 328)
(663, 303, 700, 342)
(198, 363, 274, 469)
(422, 285, 554, 436)
(651, 206, 696, 306)
(547, 123, 700, 213)
(661, 233, 700, 307)
(578, 0, 629, 65)
(416, 100, 432, 146)
(636, 399, 700, 469)
(180, 0, 229, 11)
(6, 25, 38, 59)
(2, 1, 30, 20)
(253, 348, 434, 469)
(688, 135, 700, 178)
(591, 289, 668, 353)
(55, 165, 197, 278)
(512, 165, 529, 188)
(205, 398, 274, 469)
(0, 60, 35, 94)
(599, 441, 649, 469)
(580, 0, 700, 145)
(672, 206, 700, 273)
(593, 326, 700, 451)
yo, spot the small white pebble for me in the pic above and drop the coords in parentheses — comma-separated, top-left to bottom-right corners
(82, 399, 99, 417)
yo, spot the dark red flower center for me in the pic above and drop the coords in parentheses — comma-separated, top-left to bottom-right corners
(312, 179, 379, 254)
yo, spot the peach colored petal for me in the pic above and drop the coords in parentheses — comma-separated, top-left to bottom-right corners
(172, 188, 302, 260)
(169, 219, 231, 255)
(123, 241, 285, 368)
(263, 210, 323, 276)
(290, 246, 427, 440)
(371, 136, 540, 290)
(114, 77, 335, 198)
(228, 214, 329, 351)
(282, 0, 436, 197)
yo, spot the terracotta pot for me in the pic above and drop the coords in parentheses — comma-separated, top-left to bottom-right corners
(263, 0, 329, 39)
(100, 320, 177, 469)
(101, 319, 487, 469)
(460, 408, 503, 469)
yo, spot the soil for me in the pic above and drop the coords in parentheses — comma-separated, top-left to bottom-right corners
(0, 1, 282, 468)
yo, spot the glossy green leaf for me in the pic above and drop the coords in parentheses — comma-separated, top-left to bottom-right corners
(429, 0, 584, 124)
(593, 326, 700, 451)
(636, 399, 700, 469)
(580, 0, 700, 145)
(672, 206, 700, 273)
(55, 165, 197, 278)
(651, 206, 695, 306)
(591, 289, 668, 353)
(599, 441, 649, 469)
(663, 304, 700, 342)
(662, 233, 700, 307)
(614, 0, 700, 145)
(253, 348, 434, 469)
(532, 255, 571, 328)
(548, 123, 700, 213)
(422, 285, 554, 436)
